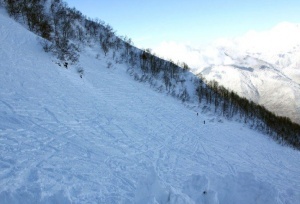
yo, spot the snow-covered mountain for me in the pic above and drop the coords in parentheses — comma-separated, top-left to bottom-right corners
(1, 5, 300, 204)
(154, 22, 300, 124)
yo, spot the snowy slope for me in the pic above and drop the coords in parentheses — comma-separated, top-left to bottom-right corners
(1, 10, 300, 204)
(154, 23, 300, 124)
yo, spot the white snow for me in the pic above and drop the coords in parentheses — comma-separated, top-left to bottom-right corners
(0, 10, 300, 203)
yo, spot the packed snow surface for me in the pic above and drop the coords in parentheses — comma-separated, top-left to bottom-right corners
(0, 10, 300, 203)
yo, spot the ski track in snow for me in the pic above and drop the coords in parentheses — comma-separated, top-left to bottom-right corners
(0, 9, 300, 203)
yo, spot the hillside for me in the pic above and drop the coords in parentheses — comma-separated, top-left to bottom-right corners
(1, 5, 300, 204)
(2, 0, 299, 147)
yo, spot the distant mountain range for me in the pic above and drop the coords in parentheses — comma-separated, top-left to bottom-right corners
(154, 22, 300, 124)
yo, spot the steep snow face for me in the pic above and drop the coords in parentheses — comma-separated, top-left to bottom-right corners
(1, 10, 300, 204)
(154, 22, 300, 124)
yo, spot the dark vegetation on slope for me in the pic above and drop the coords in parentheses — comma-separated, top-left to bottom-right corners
(1, 0, 300, 149)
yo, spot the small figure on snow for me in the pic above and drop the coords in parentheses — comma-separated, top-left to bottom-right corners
(64, 62, 68, 68)
(204, 120, 205, 124)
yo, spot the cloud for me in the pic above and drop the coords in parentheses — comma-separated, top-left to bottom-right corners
(152, 41, 205, 69)
(232, 22, 300, 53)
(152, 22, 300, 71)
(152, 41, 235, 70)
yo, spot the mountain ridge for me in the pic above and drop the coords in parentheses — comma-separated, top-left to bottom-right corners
(153, 24, 300, 124)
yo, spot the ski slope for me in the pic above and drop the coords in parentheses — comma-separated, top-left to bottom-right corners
(0, 10, 300, 203)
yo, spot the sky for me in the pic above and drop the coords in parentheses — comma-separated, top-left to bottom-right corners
(64, 0, 300, 50)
